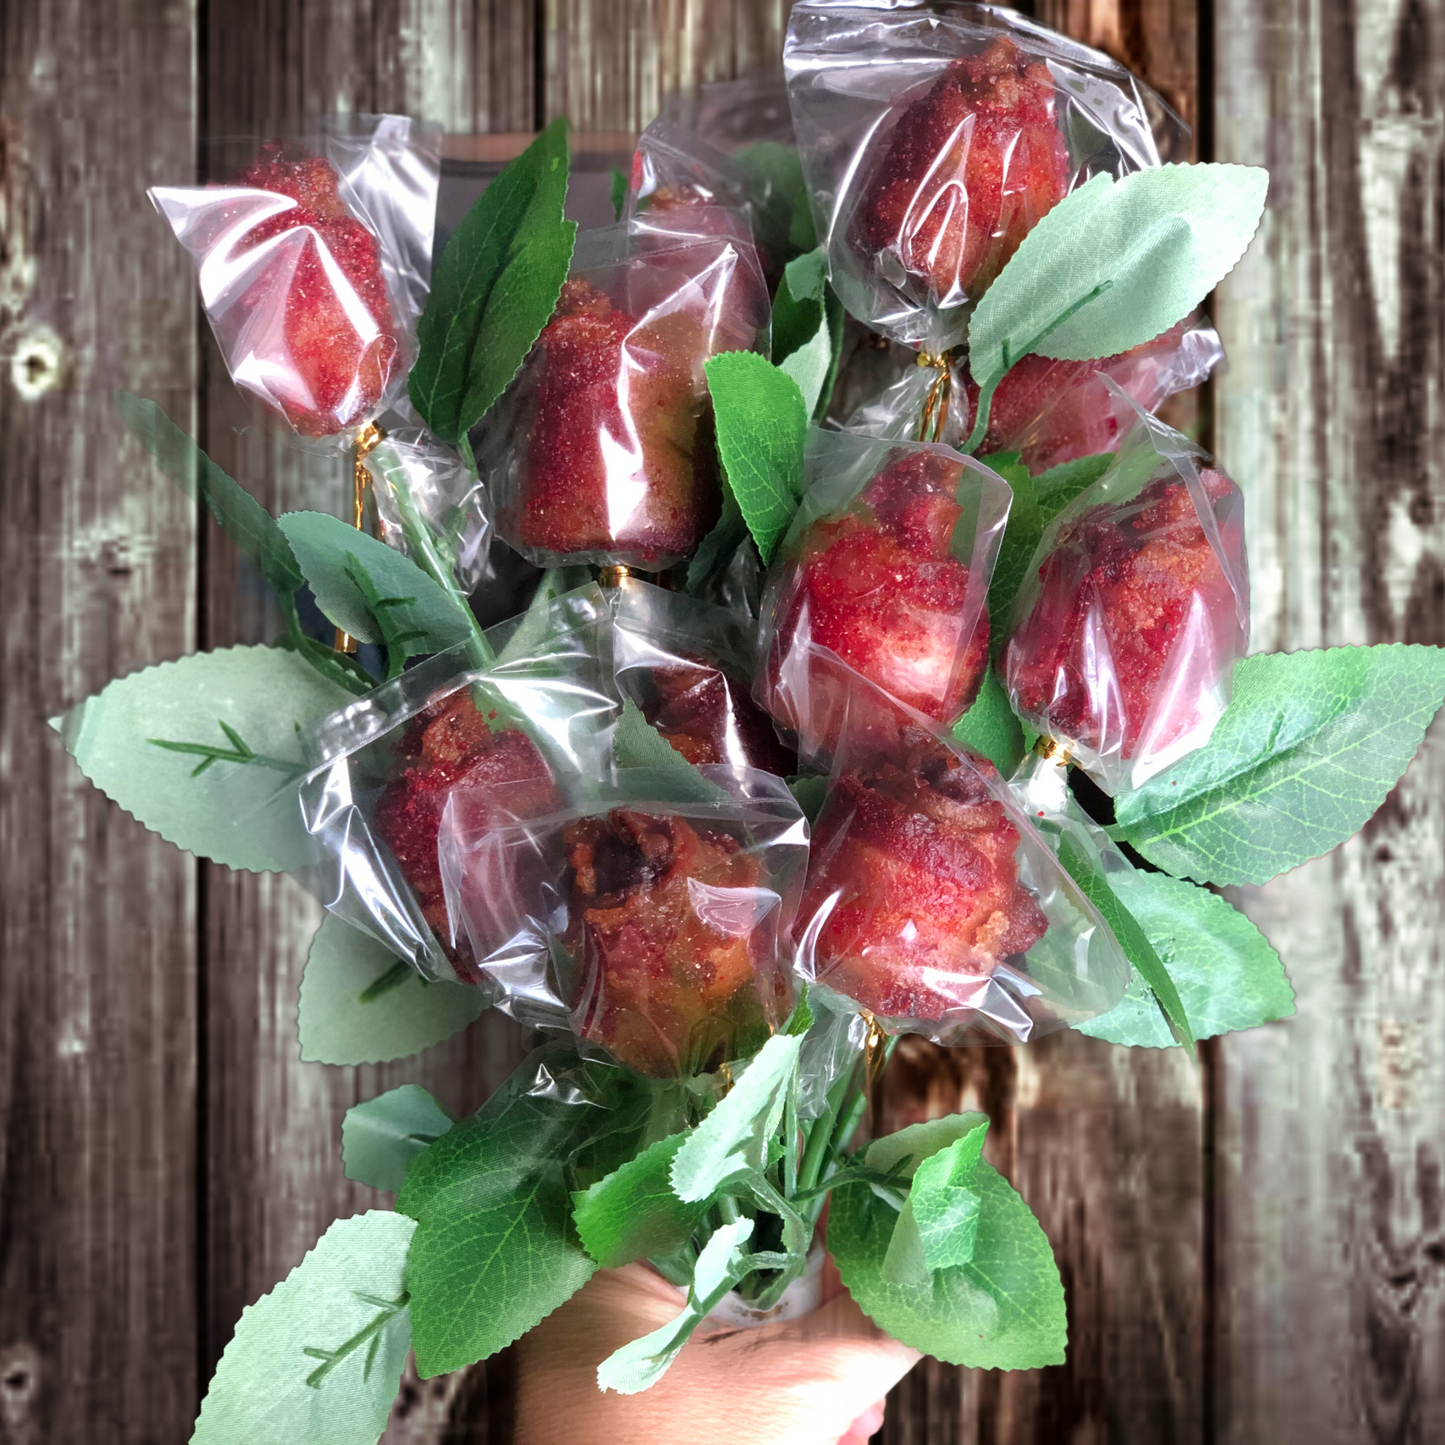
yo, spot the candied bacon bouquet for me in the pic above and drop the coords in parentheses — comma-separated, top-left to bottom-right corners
(757, 427, 1011, 758)
(150, 116, 439, 443)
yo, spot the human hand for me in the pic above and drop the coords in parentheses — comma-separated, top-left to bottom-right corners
(513, 1256, 919, 1445)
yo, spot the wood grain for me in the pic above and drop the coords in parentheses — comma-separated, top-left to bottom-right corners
(0, 1, 201, 1441)
(1213, 0, 1445, 1440)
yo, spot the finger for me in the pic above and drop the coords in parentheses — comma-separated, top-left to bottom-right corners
(839, 1398, 887, 1444)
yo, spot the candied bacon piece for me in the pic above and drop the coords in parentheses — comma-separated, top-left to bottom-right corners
(1004, 467, 1245, 766)
(764, 449, 988, 746)
(372, 693, 559, 961)
(230, 141, 399, 437)
(854, 36, 1071, 305)
(798, 737, 1047, 1023)
(566, 809, 783, 1075)
(642, 658, 796, 776)
(504, 279, 722, 565)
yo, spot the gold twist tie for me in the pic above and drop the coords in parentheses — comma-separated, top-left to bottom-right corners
(916, 349, 954, 445)
(335, 422, 388, 654)
(1034, 734, 1074, 768)
(862, 1010, 888, 1089)
(596, 564, 633, 589)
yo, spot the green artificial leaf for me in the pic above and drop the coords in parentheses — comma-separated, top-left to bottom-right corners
(865, 1111, 990, 1179)
(572, 1132, 708, 1269)
(784, 985, 815, 1038)
(734, 141, 809, 256)
(705, 351, 808, 565)
(772, 250, 843, 421)
(1115, 645, 1445, 885)
(398, 1046, 627, 1376)
(55, 645, 350, 873)
(979, 450, 1041, 645)
(610, 165, 627, 220)
(191, 1211, 415, 1445)
(786, 774, 829, 825)
(1078, 872, 1294, 1047)
(968, 164, 1268, 394)
(830, 1159, 1064, 1370)
(1033, 452, 1114, 526)
(685, 478, 748, 595)
(597, 1218, 756, 1394)
(1056, 832, 1195, 1056)
(277, 513, 471, 658)
(882, 1121, 989, 1286)
(952, 669, 1026, 777)
(298, 915, 487, 1066)
(671, 1033, 803, 1202)
(409, 118, 577, 445)
(343, 1085, 457, 1195)
(118, 392, 303, 600)
(613, 698, 728, 802)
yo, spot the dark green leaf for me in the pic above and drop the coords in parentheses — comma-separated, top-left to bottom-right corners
(1033, 452, 1114, 526)
(572, 1132, 707, 1269)
(342, 1085, 457, 1195)
(191, 1211, 415, 1445)
(705, 351, 808, 565)
(1115, 645, 1445, 885)
(409, 118, 577, 444)
(277, 512, 472, 657)
(952, 669, 1026, 777)
(1055, 832, 1195, 1056)
(298, 915, 487, 1066)
(117, 392, 303, 598)
(786, 774, 829, 825)
(55, 646, 350, 873)
(685, 478, 748, 595)
(1078, 872, 1294, 1047)
(831, 1158, 1064, 1369)
(610, 165, 627, 220)
(979, 451, 1041, 645)
(397, 1045, 629, 1376)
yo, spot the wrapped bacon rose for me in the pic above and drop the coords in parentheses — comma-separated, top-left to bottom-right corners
(842, 315, 1223, 464)
(1002, 407, 1250, 794)
(476, 219, 770, 571)
(609, 577, 796, 776)
(298, 586, 615, 990)
(150, 115, 438, 442)
(783, 1, 1183, 348)
(757, 428, 1011, 759)
(794, 712, 1128, 1045)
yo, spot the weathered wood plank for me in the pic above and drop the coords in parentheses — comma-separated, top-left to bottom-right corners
(195, 7, 539, 1443)
(1213, 0, 1445, 1440)
(0, 0, 201, 1441)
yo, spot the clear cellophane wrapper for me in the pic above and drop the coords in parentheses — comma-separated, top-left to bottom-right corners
(756, 427, 1011, 757)
(363, 428, 495, 593)
(608, 576, 797, 776)
(793, 686, 1129, 1045)
(1002, 400, 1250, 794)
(841, 314, 1224, 461)
(298, 586, 617, 988)
(783, 1, 1184, 349)
(475, 218, 771, 571)
(439, 766, 810, 1078)
(150, 114, 440, 446)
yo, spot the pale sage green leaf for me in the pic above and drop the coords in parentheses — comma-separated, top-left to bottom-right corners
(969, 165, 1268, 384)
(298, 915, 487, 1066)
(277, 512, 471, 655)
(190, 1211, 415, 1445)
(1115, 645, 1445, 885)
(342, 1085, 458, 1195)
(671, 1033, 803, 1202)
(1077, 871, 1294, 1047)
(55, 645, 350, 873)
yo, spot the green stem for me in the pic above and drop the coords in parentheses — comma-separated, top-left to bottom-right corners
(371, 441, 493, 671)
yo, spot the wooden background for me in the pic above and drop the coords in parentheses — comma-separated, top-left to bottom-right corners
(1, 0, 1440, 1440)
